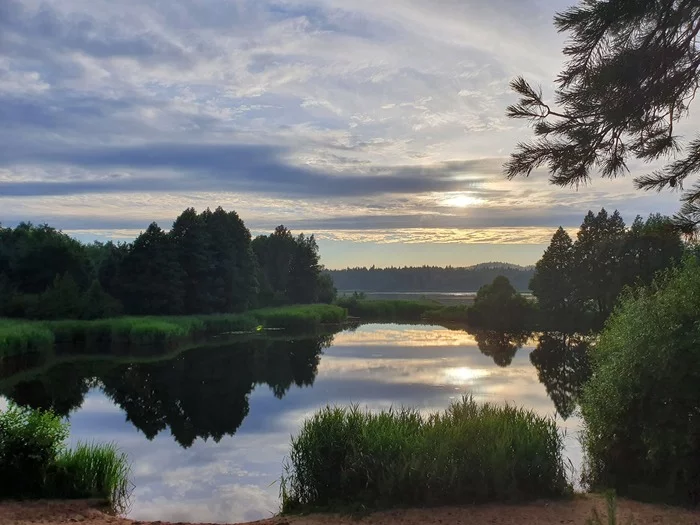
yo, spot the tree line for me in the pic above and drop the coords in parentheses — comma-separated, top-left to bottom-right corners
(531, 209, 685, 331)
(0, 207, 336, 320)
(456, 209, 686, 334)
(329, 264, 533, 293)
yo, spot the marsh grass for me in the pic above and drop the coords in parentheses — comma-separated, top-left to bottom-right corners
(0, 304, 347, 355)
(336, 298, 442, 321)
(281, 396, 570, 513)
(423, 304, 470, 324)
(0, 319, 54, 355)
(254, 304, 347, 331)
(51, 442, 132, 513)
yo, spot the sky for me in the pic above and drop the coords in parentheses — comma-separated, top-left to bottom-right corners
(0, 0, 689, 268)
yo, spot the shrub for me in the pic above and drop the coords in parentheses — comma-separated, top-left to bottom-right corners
(0, 404, 131, 510)
(580, 256, 700, 504)
(281, 396, 569, 513)
(468, 276, 534, 331)
(0, 404, 68, 497)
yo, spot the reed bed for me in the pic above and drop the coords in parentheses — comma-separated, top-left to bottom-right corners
(0, 304, 348, 355)
(281, 396, 570, 513)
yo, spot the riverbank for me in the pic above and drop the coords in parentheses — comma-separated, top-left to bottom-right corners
(0, 304, 348, 356)
(2, 496, 699, 525)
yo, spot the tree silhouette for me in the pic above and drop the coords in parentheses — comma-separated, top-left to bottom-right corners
(530, 227, 576, 318)
(506, 1, 700, 232)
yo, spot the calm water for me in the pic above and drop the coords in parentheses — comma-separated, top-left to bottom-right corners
(0, 324, 588, 523)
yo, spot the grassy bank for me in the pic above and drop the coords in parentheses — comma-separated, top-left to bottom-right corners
(336, 297, 443, 321)
(281, 396, 570, 513)
(0, 404, 130, 511)
(0, 304, 347, 356)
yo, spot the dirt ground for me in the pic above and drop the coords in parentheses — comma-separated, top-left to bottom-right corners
(1, 496, 698, 525)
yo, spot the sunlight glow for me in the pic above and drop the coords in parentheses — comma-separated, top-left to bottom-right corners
(440, 193, 486, 208)
(444, 366, 490, 385)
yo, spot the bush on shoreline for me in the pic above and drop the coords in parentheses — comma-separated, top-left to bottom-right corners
(281, 396, 570, 513)
(580, 256, 700, 504)
(0, 404, 131, 511)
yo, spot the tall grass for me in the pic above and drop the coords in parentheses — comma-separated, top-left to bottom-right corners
(336, 298, 442, 321)
(422, 304, 470, 324)
(0, 319, 55, 356)
(51, 442, 131, 513)
(0, 304, 348, 355)
(254, 304, 347, 331)
(281, 396, 570, 513)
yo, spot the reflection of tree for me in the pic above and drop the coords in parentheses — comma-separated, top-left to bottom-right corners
(530, 333, 591, 419)
(1, 361, 95, 415)
(472, 330, 530, 367)
(100, 346, 255, 447)
(1, 334, 333, 448)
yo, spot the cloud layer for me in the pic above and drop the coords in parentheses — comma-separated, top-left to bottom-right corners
(0, 0, 688, 265)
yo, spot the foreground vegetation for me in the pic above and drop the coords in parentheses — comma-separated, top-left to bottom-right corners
(281, 396, 569, 513)
(0, 304, 347, 356)
(0, 404, 130, 511)
(580, 256, 700, 504)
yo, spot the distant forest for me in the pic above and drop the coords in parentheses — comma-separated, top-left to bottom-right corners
(328, 264, 534, 292)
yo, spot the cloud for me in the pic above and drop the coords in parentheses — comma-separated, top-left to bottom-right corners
(0, 142, 500, 198)
(0, 0, 688, 265)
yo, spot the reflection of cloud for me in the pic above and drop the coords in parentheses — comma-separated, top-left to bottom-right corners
(333, 325, 479, 346)
(56, 324, 582, 522)
(132, 484, 277, 524)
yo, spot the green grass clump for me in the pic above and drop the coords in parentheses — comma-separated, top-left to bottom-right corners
(423, 305, 470, 324)
(281, 396, 570, 513)
(253, 304, 347, 331)
(51, 442, 131, 512)
(336, 297, 442, 321)
(0, 404, 131, 511)
(0, 319, 54, 356)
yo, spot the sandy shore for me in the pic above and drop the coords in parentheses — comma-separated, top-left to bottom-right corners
(1, 496, 698, 525)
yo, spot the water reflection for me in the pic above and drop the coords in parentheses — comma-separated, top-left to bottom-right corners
(471, 330, 530, 367)
(530, 333, 591, 419)
(0, 324, 591, 522)
(1, 334, 333, 448)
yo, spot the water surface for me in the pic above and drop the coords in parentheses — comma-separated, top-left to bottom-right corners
(0, 324, 588, 523)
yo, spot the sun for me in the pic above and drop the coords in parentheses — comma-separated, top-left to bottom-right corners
(444, 367, 489, 384)
(440, 193, 485, 208)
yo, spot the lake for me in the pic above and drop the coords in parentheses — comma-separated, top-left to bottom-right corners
(0, 323, 589, 523)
